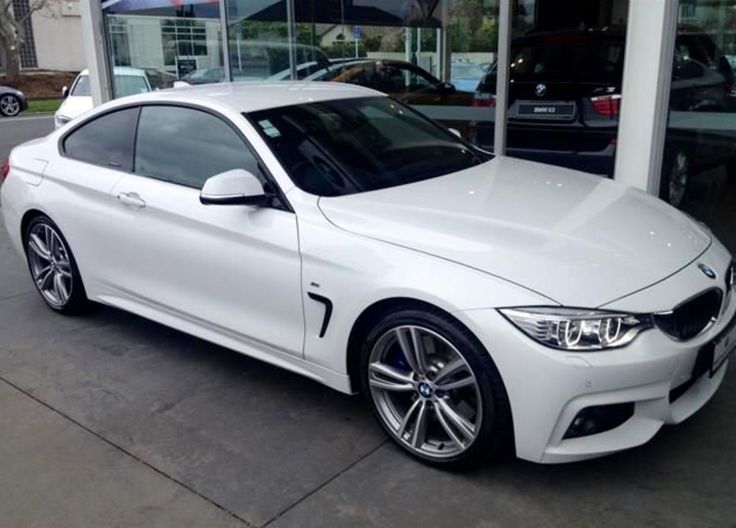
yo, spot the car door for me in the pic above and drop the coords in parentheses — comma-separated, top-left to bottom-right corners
(104, 104, 304, 357)
(51, 107, 140, 289)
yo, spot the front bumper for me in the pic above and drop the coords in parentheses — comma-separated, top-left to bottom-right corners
(458, 249, 734, 464)
(18, 93, 29, 111)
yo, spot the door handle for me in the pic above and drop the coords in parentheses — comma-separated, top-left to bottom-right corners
(117, 191, 146, 208)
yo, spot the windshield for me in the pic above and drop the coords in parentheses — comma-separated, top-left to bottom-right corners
(510, 38, 624, 82)
(114, 75, 150, 97)
(247, 97, 491, 197)
(452, 62, 485, 79)
(71, 74, 149, 97)
(71, 75, 91, 96)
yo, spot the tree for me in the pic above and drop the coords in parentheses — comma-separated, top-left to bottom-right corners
(0, 0, 60, 78)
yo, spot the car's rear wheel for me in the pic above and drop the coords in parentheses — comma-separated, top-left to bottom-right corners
(24, 216, 89, 313)
(0, 94, 21, 117)
(360, 307, 512, 469)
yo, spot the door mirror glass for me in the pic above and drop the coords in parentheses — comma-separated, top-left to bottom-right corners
(448, 127, 462, 138)
(200, 169, 269, 206)
(440, 82, 456, 94)
(61, 86, 69, 98)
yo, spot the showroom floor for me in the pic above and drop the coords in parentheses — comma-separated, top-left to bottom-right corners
(1, 214, 735, 528)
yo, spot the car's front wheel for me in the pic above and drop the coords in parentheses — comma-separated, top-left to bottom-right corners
(0, 94, 21, 117)
(360, 307, 512, 468)
(24, 215, 89, 313)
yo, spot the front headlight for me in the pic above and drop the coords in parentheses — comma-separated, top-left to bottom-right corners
(499, 307, 653, 351)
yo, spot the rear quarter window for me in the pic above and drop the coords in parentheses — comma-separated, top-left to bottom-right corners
(63, 107, 139, 171)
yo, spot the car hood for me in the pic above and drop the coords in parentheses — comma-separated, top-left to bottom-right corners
(56, 96, 93, 120)
(318, 157, 711, 307)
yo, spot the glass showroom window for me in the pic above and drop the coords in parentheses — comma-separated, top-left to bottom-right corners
(103, 0, 225, 94)
(225, 0, 298, 82)
(491, 0, 630, 176)
(223, 0, 499, 146)
(662, 0, 736, 254)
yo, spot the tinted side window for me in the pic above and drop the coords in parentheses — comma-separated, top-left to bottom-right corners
(134, 106, 261, 189)
(405, 66, 437, 91)
(63, 108, 139, 170)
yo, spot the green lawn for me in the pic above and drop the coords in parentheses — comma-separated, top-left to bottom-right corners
(27, 99, 62, 114)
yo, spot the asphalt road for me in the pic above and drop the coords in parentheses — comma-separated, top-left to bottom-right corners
(0, 114, 54, 161)
(0, 114, 735, 527)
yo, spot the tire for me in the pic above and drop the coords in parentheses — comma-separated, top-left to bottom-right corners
(0, 94, 21, 117)
(24, 215, 90, 314)
(360, 306, 512, 469)
(660, 148, 691, 208)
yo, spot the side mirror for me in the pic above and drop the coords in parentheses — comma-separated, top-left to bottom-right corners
(200, 169, 271, 206)
(61, 86, 69, 98)
(448, 128, 462, 138)
(440, 82, 456, 94)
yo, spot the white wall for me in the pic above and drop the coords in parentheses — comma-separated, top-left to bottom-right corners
(126, 17, 165, 69)
(31, 2, 86, 72)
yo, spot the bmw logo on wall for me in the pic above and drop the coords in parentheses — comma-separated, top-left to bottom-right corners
(698, 263, 717, 280)
(535, 83, 547, 97)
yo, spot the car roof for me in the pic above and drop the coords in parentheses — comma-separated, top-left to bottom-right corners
(78, 66, 148, 77)
(337, 59, 415, 67)
(519, 24, 712, 43)
(515, 28, 626, 43)
(116, 81, 385, 113)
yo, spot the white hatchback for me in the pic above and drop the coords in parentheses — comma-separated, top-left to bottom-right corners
(54, 67, 152, 129)
(2, 82, 734, 468)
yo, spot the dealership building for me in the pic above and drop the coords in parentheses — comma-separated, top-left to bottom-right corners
(77, 0, 735, 253)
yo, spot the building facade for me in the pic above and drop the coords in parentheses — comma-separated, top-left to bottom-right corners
(1, 0, 85, 72)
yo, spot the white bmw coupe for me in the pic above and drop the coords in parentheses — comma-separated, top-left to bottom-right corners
(1, 83, 734, 468)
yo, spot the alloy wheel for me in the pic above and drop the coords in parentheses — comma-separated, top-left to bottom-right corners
(368, 325, 482, 459)
(0, 95, 20, 117)
(27, 223, 74, 308)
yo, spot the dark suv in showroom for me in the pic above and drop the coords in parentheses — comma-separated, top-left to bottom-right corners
(470, 27, 736, 205)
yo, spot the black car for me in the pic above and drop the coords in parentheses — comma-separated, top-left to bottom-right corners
(0, 85, 28, 117)
(470, 27, 736, 205)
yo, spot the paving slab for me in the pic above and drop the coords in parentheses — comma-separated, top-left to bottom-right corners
(0, 292, 386, 527)
(0, 379, 246, 528)
(0, 213, 33, 300)
(269, 367, 736, 528)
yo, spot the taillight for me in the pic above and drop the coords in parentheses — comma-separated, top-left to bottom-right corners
(0, 160, 9, 183)
(473, 92, 496, 107)
(590, 94, 621, 116)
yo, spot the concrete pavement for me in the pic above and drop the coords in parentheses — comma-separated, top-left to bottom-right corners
(0, 114, 54, 161)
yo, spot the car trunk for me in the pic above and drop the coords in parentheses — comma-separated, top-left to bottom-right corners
(505, 34, 624, 126)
